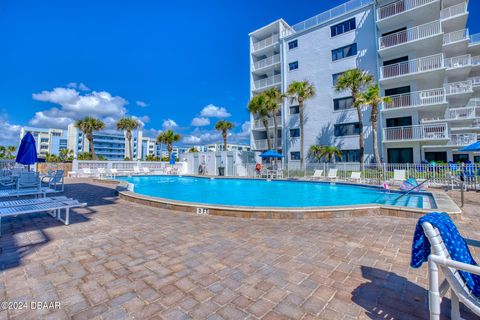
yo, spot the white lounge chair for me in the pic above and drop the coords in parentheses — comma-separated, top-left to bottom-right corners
(422, 221, 480, 319)
(142, 167, 151, 175)
(79, 168, 95, 178)
(0, 196, 68, 208)
(41, 170, 65, 192)
(17, 172, 41, 190)
(108, 168, 118, 178)
(96, 168, 106, 179)
(311, 170, 324, 180)
(348, 171, 362, 183)
(392, 169, 406, 185)
(133, 166, 142, 175)
(327, 169, 338, 181)
(0, 198, 87, 234)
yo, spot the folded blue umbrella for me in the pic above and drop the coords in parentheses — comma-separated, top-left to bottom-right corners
(16, 132, 38, 168)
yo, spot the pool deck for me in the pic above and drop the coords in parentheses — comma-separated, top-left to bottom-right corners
(113, 177, 461, 220)
(0, 178, 478, 319)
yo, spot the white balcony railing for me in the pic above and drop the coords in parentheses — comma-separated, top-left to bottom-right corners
(383, 123, 448, 142)
(447, 107, 477, 120)
(379, 21, 441, 50)
(255, 139, 282, 150)
(444, 80, 473, 95)
(253, 54, 280, 71)
(440, 2, 468, 20)
(254, 74, 281, 90)
(380, 53, 444, 79)
(443, 29, 469, 45)
(449, 134, 478, 146)
(252, 34, 279, 52)
(470, 77, 480, 87)
(444, 54, 471, 69)
(472, 56, 480, 66)
(384, 88, 445, 110)
(377, 0, 436, 21)
(253, 116, 282, 130)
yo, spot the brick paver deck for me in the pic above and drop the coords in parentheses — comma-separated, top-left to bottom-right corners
(0, 179, 479, 319)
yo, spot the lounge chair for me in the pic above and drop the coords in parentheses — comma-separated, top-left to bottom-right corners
(133, 166, 142, 175)
(41, 170, 65, 192)
(17, 172, 41, 190)
(142, 167, 151, 175)
(0, 196, 68, 208)
(327, 169, 338, 181)
(0, 187, 56, 198)
(391, 169, 406, 185)
(0, 197, 87, 234)
(79, 168, 95, 178)
(311, 170, 324, 180)
(348, 171, 362, 183)
(96, 168, 106, 179)
(108, 168, 118, 178)
(412, 213, 480, 319)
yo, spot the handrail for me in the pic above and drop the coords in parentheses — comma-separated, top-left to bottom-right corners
(394, 177, 431, 202)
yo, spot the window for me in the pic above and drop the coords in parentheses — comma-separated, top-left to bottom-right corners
(331, 18, 356, 37)
(290, 128, 300, 138)
(290, 105, 300, 114)
(340, 150, 360, 162)
(385, 86, 410, 97)
(290, 152, 300, 160)
(453, 154, 469, 163)
(334, 122, 360, 136)
(289, 61, 299, 71)
(333, 96, 354, 111)
(386, 116, 412, 127)
(388, 148, 413, 163)
(383, 56, 408, 66)
(332, 43, 357, 61)
(288, 40, 298, 50)
(425, 152, 447, 163)
(332, 72, 345, 85)
(474, 156, 480, 163)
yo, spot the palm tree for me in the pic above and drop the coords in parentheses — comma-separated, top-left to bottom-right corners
(358, 84, 392, 164)
(58, 149, 73, 162)
(320, 146, 342, 163)
(214, 120, 234, 150)
(309, 145, 324, 162)
(162, 130, 181, 159)
(188, 147, 199, 153)
(0, 146, 5, 159)
(5, 146, 17, 159)
(287, 80, 316, 167)
(248, 94, 272, 150)
(156, 131, 166, 159)
(145, 154, 156, 161)
(116, 117, 140, 160)
(264, 88, 284, 151)
(335, 68, 373, 164)
(75, 117, 105, 160)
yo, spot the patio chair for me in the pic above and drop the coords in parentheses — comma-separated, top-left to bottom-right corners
(133, 166, 142, 175)
(41, 170, 65, 192)
(327, 169, 338, 181)
(348, 171, 362, 183)
(96, 168, 106, 179)
(108, 168, 118, 178)
(391, 169, 406, 185)
(0, 197, 87, 234)
(311, 170, 324, 180)
(142, 167, 151, 175)
(0, 187, 57, 198)
(411, 213, 480, 319)
(17, 172, 41, 190)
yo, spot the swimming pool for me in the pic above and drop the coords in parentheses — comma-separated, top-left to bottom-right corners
(116, 176, 436, 209)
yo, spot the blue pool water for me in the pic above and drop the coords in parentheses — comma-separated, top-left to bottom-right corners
(116, 176, 435, 209)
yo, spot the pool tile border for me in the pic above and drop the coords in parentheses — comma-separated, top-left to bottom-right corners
(104, 177, 461, 220)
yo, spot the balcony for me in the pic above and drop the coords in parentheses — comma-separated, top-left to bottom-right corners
(253, 74, 281, 91)
(378, 21, 442, 57)
(382, 88, 446, 112)
(383, 123, 448, 142)
(422, 106, 478, 123)
(252, 34, 279, 54)
(377, 0, 440, 28)
(470, 77, 480, 89)
(253, 116, 282, 130)
(380, 53, 444, 84)
(472, 56, 480, 68)
(448, 134, 478, 146)
(444, 80, 473, 96)
(440, 2, 468, 31)
(443, 29, 469, 55)
(255, 139, 282, 150)
(471, 33, 480, 46)
(253, 54, 280, 72)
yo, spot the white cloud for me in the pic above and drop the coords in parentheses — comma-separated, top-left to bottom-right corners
(136, 101, 148, 107)
(0, 112, 21, 146)
(162, 119, 178, 130)
(30, 87, 128, 129)
(200, 104, 231, 118)
(66, 82, 90, 91)
(191, 117, 210, 127)
(183, 131, 221, 145)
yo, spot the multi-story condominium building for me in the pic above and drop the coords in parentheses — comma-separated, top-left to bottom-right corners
(202, 143, 251, 152)
(249, 0, 480, 164)
(20, 127, 68, 157)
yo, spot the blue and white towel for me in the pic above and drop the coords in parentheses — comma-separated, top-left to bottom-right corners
(410, 212, 480, 298)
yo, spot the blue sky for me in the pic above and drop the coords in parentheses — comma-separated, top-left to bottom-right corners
(0, 0, 479, 146)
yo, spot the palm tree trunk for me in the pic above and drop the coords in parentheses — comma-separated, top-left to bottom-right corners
(272, 113, 278, 151)
(299, 103, 304, 168)
(88, 134, 96, 160)
(371, 105, 381, 164)
(127, 131, 133, 160)
(168, 144, 172, 159)
(262, 119, 272, 150)
(223, 131, 227, 151)
(356, 106, 364, 164)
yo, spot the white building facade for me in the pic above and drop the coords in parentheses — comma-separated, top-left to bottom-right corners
(249, 0, 480, 164)
(20, 127, 68, 157)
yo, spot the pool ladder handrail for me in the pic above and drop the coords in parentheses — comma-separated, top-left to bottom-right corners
(394, 177, 431, 202)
